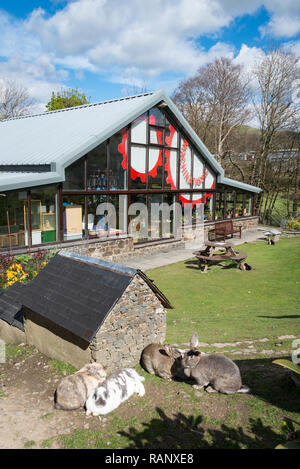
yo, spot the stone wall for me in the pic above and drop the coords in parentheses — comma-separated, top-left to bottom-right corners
(89, 274, 166, 371)
(61, 235, 134, 262)
(0, 319, 26, 345)
(182, 216, 259, 242)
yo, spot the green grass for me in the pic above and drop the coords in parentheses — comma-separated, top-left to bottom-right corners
(24, 238, 300, 449)
(147, 237, 300, 344)
(40, 412, 55, 420)
(261, 193, 300, 226)
(49, 360, 77, 375)
(5, 344, 34, 360)
(24, 440, 36, 448)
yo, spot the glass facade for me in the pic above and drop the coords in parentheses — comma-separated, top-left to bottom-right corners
(63, 157, 85, 191)
(0, 106, 255, 251)
(62, 195, 85, 241)
(31, 185, 58, 244)
(0, 190, 28, 249)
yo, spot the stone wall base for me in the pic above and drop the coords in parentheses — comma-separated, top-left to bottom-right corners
(0, 320, 26, 345)
(90, 275, 166, 372)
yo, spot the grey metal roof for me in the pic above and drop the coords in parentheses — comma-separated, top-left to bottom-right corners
(218, 176, 262, 194)
(0, 89, 261, 193)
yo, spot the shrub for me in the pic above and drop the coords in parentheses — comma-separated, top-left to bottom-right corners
(0, 249, 57, 289)
(286, 219, 300, 231)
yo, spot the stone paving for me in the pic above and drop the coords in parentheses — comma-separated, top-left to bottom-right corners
(171, 334, 299, 357)
(120, 228, 268, 271)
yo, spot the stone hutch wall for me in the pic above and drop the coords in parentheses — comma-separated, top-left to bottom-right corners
(89, 274, 166, 371)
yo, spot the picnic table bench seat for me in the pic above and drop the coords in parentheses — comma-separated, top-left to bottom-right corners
(214, 220, 242, 241)
(193, 242, 248, 273)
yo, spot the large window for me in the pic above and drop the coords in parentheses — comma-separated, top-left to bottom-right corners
(244, 194, 253, 216)
(204, 194, 214, 222)
(62, 195, 85, 241)
(110, 131, 127, 190)
(31, 185, 58, 244)
(0, 190, 28, 249)
(87, 142, 107, 191)
(235, 193, 244, 218)
(226, 192, 235, 219)
(215, 192, 225, 220)
(128, 194, 147, 243)
(63, 157, 85, 190)
(130, 146, 147, 190)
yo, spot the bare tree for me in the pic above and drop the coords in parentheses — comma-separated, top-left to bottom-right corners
(173, 57, 251, 162)
(0, 79, 34, 119)
(122, 80, 148, 97)
(172, 74, 215, 146)
(250, 47, 300, 197)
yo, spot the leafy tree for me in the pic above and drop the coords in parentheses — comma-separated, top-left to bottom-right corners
(45, 88, 91, 111)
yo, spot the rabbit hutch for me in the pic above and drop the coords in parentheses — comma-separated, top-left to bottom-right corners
(0, 251, 171, 369)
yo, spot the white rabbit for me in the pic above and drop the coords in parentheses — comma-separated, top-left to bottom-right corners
(85, 368, 145, 416)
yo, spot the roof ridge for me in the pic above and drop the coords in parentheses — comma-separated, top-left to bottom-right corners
(58, 250, 137, 277)
(1, 91, 156, 123)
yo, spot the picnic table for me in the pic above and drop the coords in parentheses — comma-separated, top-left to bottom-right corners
(193, 241, 248, 273)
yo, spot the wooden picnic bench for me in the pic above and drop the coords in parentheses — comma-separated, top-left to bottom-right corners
(214, 220, 242, 241)
(193, 241, 248, 273)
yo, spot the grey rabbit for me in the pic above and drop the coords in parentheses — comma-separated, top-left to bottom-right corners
(178, 333, 250, 394)
(140, 343, 182, 380)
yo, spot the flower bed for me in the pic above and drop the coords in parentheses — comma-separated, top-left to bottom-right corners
(0, 249, 57, 289)
(286, 219, 300, 231)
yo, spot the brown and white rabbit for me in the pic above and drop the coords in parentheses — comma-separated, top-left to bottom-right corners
(54, 362, 107, 410)
(140, 343, 182, 380)
(178, 334, 250, 394)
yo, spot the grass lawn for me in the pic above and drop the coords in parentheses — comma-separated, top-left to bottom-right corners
(147, 237, 300, 345)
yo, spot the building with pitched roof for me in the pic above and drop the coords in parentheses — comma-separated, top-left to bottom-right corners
(0, 90, 261, 254)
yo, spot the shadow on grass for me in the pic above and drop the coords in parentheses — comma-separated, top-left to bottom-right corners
(258, 315, 300, 319)
(230, 357, 300, 414)
(120, 357, 300, 449)
(120, 407, 282, 449)
(184, 259, 241, 272)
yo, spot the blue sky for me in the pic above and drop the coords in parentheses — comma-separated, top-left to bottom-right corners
(0, 0, 300, 109)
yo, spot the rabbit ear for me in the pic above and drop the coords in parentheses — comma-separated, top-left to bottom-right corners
(164, 345, 173, 356)
(190, 333, 199, 350)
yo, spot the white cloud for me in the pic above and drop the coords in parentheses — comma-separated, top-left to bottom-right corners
(233, 44, 265, 74)
(0, 0, 300, 107)
(261, 0, 300, 38)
